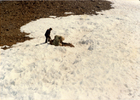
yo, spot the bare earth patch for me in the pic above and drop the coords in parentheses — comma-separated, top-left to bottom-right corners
(0, 0, 112, 49)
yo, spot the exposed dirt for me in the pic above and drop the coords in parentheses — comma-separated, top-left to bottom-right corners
(0, 0, 113, 50)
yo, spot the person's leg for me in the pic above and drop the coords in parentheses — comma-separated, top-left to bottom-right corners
(45, 36, 48, 43)
(48, 36, 51, 41)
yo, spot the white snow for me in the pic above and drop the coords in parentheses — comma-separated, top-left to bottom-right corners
(49, 16, 57, 18)
(0, 0, 140, 100)
(64, 12, 74, 15)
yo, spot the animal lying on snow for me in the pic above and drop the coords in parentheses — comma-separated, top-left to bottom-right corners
(52, 35, 64, 46)
(49, 35, 74, 47)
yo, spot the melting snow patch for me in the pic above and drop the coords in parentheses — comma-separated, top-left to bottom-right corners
(49, 16, 57, 18)
(64, 12, 74, 15)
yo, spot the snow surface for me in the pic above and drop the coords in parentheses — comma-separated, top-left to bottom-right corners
(0, 0, 140, 100)
(64, 12, 74, 15)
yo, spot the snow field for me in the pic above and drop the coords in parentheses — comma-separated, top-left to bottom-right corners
(0, 0, 140, 100)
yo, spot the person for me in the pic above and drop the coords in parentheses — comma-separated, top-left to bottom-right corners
(45, 28, 52, 43)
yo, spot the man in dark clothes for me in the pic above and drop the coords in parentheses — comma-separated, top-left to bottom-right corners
(45, 28, 52, 43)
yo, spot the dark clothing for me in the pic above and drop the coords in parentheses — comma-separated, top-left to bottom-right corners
(45, 35, 51, 43)
(45, 28, 52, 43)
(45, 29, 51, 37)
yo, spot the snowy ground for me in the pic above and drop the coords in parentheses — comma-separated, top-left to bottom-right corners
(0, 0, 140, 100)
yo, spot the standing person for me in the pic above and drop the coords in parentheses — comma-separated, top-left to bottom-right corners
(45, 28, 52, 43)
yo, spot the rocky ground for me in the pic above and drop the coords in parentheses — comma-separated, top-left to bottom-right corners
(0, 0, 112, 49)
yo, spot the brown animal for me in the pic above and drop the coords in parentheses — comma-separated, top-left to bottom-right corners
(61, 42, 74, 47)
(49, 35, 74, 47)
(52, 35, 64, 46)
